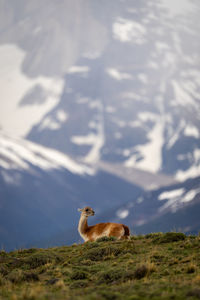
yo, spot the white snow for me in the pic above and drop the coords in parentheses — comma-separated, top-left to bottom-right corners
(138, 112, 157, 122)
(76, 97, 90, 104)
(114, 132, 122, 139)
(39, 117, 60, 130)
(68, 66, 90, 74)
(71, 101, 104, 164)
(1, 171, 21, 185)
(0, 132, 93, 175)
(158, 188, 185, 201)
(84, 121, 104, 164)
(138, 73, 148, 84)
(0, 44, 64, 137)
(39, 110, 68, 131)
(184, 125, 199, 138)
(182, 189, 200, 203)
(125, 117, 165, 173)
(167, 119, 186, 149)
(172, 80, 198, 110)
(175, 149, 200, 181)
(71, 134, 99, 145)
(116, 209, 129, 219)
(106, 68, 132, 81)
(112, 18, 146, 44)
(158, 187, 200, 213)
(105, 106, 116, 113)
(56, 110, 68, 123)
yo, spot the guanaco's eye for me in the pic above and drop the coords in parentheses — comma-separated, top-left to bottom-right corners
(85, 208, 89, 212)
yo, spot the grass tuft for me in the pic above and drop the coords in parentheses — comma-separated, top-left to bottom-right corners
(187, 288, 200, 299)
(133, 265, 148, 279)
(96, 236, 117, 242)
(70, 280, 88, 289)
(70, 270, 88, 280)
(186, 263, 196, 274)
(83, 245, 121, 261)
(153, 232, 186, 244)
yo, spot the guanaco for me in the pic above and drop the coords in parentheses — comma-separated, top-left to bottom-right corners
(78, 206, 130, 242)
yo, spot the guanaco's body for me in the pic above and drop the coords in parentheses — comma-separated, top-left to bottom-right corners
(78, 206, 130, 242)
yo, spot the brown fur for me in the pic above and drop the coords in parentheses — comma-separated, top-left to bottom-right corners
(78, 207, 130, 242)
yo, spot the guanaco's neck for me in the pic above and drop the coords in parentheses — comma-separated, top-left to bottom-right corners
(78, 214, 89, 235)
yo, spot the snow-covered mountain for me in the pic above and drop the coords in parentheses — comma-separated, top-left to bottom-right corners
(0, 0, 200, 180)
(100, 175, 200, 234)
(0, 0, 200, 181)
(0, 132, 142, 250)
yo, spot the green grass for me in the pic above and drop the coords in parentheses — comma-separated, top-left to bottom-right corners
(0, 233, 200, 299)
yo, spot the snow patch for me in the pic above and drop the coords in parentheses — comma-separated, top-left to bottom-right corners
(71, 101, 104, 164)
(105, 106, 116, 113)
(125, 118, 165, 173)
(116, 209, 129, 219)
(158, 188, 185, 201)
(182, 189, 200, 203)
(172, 80, 198, 109)
(184, 125, 199, 138)
(138, 73, 148, 84)
(57, 110, 68, 123)
(0, 44, 64, 137)
(39, 110, 68, 131)
(106, 68, 132, 81)
(175, 149, 200, 181)
(71, 134, 98, 145)
(68, 66, 90, 74)
(112, 18, 146, 44)
(158, 187, 200, 213)
(167, 119, 186, 149)
(0, 133, 93, 175)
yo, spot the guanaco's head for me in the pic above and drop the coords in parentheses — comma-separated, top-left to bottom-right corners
(78, 206, 95, 217)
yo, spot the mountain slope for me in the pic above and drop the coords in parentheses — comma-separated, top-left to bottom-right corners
(101, 176, 200, 235)
(0, 132, 142, 251)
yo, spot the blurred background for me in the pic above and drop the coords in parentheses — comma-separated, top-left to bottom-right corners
(0, 0, 200, 251)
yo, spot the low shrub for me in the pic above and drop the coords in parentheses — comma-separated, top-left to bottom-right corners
(0, 274, 5, 286)
(98, 268, 124, 283)
(70, 280, 88, 289)
(96, 236, 117, 242)
(83, 246, 122, 261)
(23, 271, 39, 282)
(26, 252, 60, 269)
(186, 264, 196, 274)
(70, 270, 88, 280)
(133, 265, 148, 279)
(7, 269, 39, 283)
(187, 288, 200, 299)
(7, 269, 24, 284)
(153, 232, 186, 244)
(0, 265, 9, 276)
(145, 233, 163, 239)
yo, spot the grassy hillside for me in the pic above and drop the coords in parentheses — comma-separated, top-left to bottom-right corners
(0, 233, 200, 300)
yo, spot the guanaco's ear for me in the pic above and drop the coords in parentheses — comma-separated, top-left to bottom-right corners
(78, 208, 83, 212)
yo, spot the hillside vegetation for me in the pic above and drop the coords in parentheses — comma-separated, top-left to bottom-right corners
(0, 233, 200, 300)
